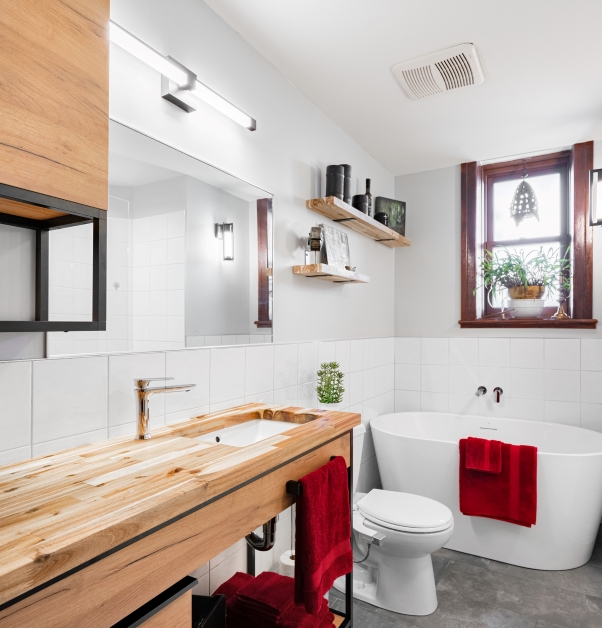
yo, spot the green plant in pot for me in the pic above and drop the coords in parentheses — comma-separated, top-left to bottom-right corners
(316, 362, 345, 410)
(475, 246, 571, 319)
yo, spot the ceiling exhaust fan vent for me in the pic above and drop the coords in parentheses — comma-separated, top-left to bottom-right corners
(392, 44, 484, 100)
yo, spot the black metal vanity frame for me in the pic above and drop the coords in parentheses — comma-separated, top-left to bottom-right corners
(0, 183, 106, 332)
(246, 449, 354, 627)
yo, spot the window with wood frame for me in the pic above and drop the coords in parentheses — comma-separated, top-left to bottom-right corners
(460, 141, 596, 329)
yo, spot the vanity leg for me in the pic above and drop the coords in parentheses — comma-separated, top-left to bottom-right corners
(246, 543, 255, 577)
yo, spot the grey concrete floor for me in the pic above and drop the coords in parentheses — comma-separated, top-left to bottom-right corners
(330, 529, 602, 627)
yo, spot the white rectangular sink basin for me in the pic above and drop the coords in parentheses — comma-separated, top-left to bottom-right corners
(196, 419, 297, 447)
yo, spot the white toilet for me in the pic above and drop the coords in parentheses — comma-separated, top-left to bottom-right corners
(336, 424, 454, 616)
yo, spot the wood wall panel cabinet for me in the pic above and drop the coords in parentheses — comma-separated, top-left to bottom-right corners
(0, 0, 110, 213)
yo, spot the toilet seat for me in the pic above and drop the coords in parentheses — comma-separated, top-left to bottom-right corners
(357, 489, 453, 534)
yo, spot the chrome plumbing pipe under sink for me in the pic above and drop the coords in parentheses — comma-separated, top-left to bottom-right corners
(134, 377, 195, 440)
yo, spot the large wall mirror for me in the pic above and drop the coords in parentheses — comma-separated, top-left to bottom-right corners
(47, 121, 273, 356)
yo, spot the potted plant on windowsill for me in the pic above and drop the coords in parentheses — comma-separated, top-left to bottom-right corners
(475, 247, 571, 319)
(316, 362, 345, 410)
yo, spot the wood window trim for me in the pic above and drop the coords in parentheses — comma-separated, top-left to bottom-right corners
(254, 198, 273, 329)
(459, 142, 597, 329)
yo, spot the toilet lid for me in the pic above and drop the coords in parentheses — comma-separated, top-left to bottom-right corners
(357, 489, 453, 532)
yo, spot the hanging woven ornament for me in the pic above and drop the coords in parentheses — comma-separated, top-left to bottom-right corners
(510, 160, 539, 226)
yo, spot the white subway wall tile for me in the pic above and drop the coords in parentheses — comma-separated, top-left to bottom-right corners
(297, 342, 318, 384)
(165, 349, 210, 413)
(33, 357, 108, 443)
(421, 365, 448, 393)
(582, 340, 602, 372)
(511, 339, 544, 369)
(421, 392, 448, 412)
(478, 367, 511, 398)
(545, 400, 581, 427)
(363, 339, 375, 370)
(32, 428, 108, 457)
(395, 363, 420, 391)
(511, 368, 544, 400)
(318, 341, 336, 365)
(273, 385, 298, 406)
(448, 393, 479, 416)
(581, 404, 602, 433)
(335, 340, 351, 374)
(449, 338, 479, 367)
(544, 369, 580, 403)
(479, 338, 510, 368)
(395, 337, 420, 364)
(349, 339, 364, 372)
(274, 344, 297, 389)
(210, 347, 245, 403)
(545, 339, 580, 371)
(385, 337, 395, 365)
(448, 366, 479, 396)
(245, 345, 274, 395)
(478, 395, 511, 419)
(581, 371, 602, 405)
(0, 361, 32, 452)
(0, 446, 32, 466)
(421, 338, 448, 365)
(511, 398, 544, 422)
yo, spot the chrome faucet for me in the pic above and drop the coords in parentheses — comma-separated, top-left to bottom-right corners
(493, 387, 504, 403)
(475, 386, 487, 397)
(134, 377, 196, 440)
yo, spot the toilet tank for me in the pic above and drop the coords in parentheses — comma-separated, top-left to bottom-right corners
(352, 424, 366, 494)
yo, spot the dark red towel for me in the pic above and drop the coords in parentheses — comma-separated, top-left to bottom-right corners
(236, 571, 294, 620)
(213, 571, 254, 603)
(294, 456, 352, 615)
(219, 572, 334, 628)
(459, 439, 537, 527)
(466, 437, 502, 473)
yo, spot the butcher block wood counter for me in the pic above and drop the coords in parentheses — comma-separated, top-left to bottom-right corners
(0, 403, 359, 627)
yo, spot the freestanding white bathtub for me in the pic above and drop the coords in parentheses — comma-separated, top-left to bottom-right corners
(371, 412, 602, 570)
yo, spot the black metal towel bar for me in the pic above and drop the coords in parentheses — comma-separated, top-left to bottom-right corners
(286, 456, 338, 496)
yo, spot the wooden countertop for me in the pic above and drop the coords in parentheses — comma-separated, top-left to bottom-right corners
(0, 404, 359, 608)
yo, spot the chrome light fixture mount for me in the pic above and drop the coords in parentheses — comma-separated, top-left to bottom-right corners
(215, 222, 234, 260)
(510, 160, 539, 226)
(589, 168, 602, 226)
(110, 21, 256, 131)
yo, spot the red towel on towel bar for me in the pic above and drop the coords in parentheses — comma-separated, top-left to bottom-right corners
(465, 437, 503, 473)
(459, 439, 537, 527)
(294, 456, 353, 615)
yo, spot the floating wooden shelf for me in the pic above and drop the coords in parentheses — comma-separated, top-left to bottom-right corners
(459, 318, 598, 329)
(306, 196, 411, 248)
(293, 264, 370, 284)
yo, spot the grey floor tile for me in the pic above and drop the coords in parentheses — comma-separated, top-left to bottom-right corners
(585, 594, 602, 628)
(414, 590, 537, 628)
(432, 554, 450, 584)
(352, 599, 420, 627)
(486, 559, 566, 589)
(434, 546, 491, 568)
(436, 561, 588, 627)
(557, 563, 602, 598)
(588, 543, 602, 568)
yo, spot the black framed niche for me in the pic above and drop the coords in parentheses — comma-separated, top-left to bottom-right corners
(0, 183, 106, 332)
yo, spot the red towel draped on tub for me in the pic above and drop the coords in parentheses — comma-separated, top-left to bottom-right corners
(294, 456, 352, 614)
(465, 436, 503, 473)
(459, 438, 537, 527)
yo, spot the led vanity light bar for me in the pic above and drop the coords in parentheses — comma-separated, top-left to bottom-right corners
(110, 21, 256, 131)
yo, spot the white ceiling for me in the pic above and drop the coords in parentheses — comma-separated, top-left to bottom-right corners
(205, 0, 602, 175)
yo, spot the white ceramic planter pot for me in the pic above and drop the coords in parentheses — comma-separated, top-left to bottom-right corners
(318, 402, 342, 411)
(508, 298, 546, 319)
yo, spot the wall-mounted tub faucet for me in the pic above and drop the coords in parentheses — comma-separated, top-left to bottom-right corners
(135, 377, 196, 440)
(475, 386, 487, 397)
(493, 387, 504, 403)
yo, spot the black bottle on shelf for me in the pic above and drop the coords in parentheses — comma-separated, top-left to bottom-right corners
(365, 178, 372, 216)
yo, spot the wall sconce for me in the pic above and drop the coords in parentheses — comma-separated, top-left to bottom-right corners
(590, 169, 602, 226)
(110, 21, 256, 131)
(215, 223, 234, 260)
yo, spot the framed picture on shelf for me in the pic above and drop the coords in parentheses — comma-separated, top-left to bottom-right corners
(322, 224, 350, 269)
(375, 197, 406, 236)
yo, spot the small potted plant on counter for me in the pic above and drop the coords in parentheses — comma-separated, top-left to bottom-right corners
(316, 362, 345, 410)
(475, 246, 571, 319)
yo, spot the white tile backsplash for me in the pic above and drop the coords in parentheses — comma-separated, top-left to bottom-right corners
(210, 347, 245, 403)
(545, 339, 580, 371)
(0, 361, 31, 451)
(511, 339, 544, 369)
(33, 356, 108, 443)
(393, 337, 602, 431)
